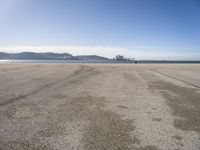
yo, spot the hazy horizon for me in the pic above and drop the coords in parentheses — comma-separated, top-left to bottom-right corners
(0, 0, 200, 60)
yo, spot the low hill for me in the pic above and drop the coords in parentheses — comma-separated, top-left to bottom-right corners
(13, 52, 75, 60)
(0, 52, 109, 61)
(75, 55, 109, 60)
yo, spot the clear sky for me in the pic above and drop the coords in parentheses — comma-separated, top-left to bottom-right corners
(0, 0, 200, 59)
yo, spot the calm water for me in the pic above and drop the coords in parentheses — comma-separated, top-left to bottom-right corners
(0, 60, 200, 64)
(0, 59, 121, 64)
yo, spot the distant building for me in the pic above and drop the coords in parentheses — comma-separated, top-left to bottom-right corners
(115, 55, 137, 63)
(116, 55, 124, 61)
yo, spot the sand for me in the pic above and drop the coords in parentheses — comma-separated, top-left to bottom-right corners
(0, 64, 200, 150)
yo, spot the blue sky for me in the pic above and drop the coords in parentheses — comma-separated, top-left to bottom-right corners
(0, 0, 200, 59)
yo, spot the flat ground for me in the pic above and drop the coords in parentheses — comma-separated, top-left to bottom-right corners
(0, 64, 200, 150)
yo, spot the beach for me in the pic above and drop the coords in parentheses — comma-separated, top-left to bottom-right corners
(0, 64, 200, 150)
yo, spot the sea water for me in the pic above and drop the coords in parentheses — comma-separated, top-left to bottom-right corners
(0, 59, 200, 64)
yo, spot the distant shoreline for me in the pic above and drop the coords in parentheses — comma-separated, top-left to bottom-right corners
(1, 52, 199, 64)
(0, 59, 200, 64)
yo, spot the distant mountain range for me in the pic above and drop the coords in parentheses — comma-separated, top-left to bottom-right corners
(0, 52, 109, 61)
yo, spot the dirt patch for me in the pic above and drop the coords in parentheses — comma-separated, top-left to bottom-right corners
(83, 110, 136, 150)
(172, 135, 184, 147)
(117, 105, 128, 109)
(172, 135, 183, 141)
(152, 118, 162, 122)
(150, 81, 200, 133)
(81, 98, 138, 150)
